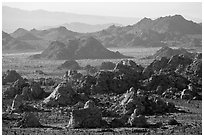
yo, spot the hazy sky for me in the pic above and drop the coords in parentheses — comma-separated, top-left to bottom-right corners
(3, 2, 202, 20)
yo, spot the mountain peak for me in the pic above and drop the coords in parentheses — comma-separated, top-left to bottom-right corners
(58, 26, 67, 30)
(2, 31, 12, 39)
(172, 14, 185, 19)
(80, 36, 103, 49)
(14, 28, 28, 33)
(11, 28, 30, 38)
(109, 25, 117, 28)
(36, 36, 130, 60)
(138, 17, 152, 23)
(47, 26, 69, 32)
(30, 28, 37, 32)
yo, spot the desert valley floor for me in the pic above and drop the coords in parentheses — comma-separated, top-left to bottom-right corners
(2, 47, 202, 135)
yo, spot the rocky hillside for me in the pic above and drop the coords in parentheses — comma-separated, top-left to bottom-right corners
(3, 27, 82, 52)
(11, 28, 41, 40)
(91, 15, 202, 48)
(143, 46, 195, 59)
(30, 37, 131, 60)
(2, 31, 35, 51)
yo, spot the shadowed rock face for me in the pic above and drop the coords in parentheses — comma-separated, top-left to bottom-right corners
(43, 82, 79, 107)
(30, 37, 131, 60)
(16, 112, 42, 128)
(2, 70, 23, 84)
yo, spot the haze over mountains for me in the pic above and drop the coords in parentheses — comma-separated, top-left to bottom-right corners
(3, 6, 138, 33)
(2, 13, 202, 57)
(39, 22, 122, 33)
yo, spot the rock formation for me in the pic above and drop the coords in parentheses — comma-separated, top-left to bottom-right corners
(2, 70, 23, 84)
(43, 82, 78, 107)
(58, 60, 81, 70)
(67, 100, 102, 128)
(16, 112, 42, 128)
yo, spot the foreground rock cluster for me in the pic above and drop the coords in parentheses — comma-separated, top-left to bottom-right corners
(2, 50, 202, 129)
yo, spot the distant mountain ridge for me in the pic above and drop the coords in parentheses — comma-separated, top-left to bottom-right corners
(133, 15, 201, 34)
(39, 22, 123, 33)
(91, 14, 202, 48)
(11, 28, 41, 40)
(2, 14, 202, 53)
(3, 6, 138, 33)
(2, 31, 35, 51)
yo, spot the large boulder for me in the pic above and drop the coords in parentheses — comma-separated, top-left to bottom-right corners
(84, 65, 98, 74)
(142, 57, 168, 79)
(29, 82, 45, 99)
(147, 96, 173, 114)
(121, 87, 146, 115)
(110, 117, 127, 128)
(2, 70, 23, 84)
(16, 112, 42, 128)
(180, 89, 193, 100)
(3, 79, 26, 98)
(128, 112, 147, 127)
(43, 82, 78, 107)
(3, 86, 17, 99)
(58, 60, 81, 70)
(76, 75, 96, 95)
(93, 71, 116, 93)
(67, 100, 102, 128)
(115, 87, 176, 116)
(21, 87, 32, 100)
(114, 60, 144, 73)
(11, 94, 24, 112)
(21, 82, 45, 101)
(67, 70, 83, 81)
